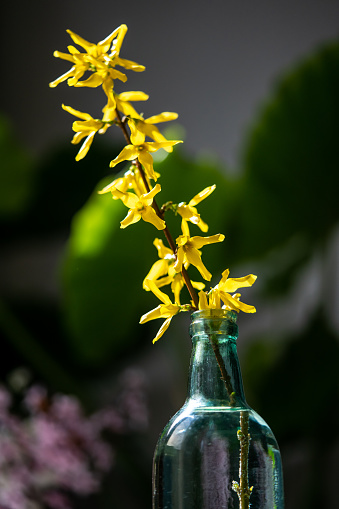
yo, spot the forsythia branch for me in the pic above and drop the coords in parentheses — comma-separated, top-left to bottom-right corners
(49, 24, 257, 343)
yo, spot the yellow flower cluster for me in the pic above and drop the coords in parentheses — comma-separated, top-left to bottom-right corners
(50, 25, 257, 343)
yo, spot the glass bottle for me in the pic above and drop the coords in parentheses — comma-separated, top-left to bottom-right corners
(152, 309, 284, 509)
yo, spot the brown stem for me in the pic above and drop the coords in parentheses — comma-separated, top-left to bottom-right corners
(114, 108, 199, 308)
(207, 331, 251, 507)
(114, 109, 131, 146)
(210, 337, 236, 406)
(237, 411, 252, 509)
(116, 107, 251, 509)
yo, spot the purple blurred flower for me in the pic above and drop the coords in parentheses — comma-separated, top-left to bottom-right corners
(0, 367, 148, 509)
(0, 385, 12, 413)
(24, 384, 48, 413)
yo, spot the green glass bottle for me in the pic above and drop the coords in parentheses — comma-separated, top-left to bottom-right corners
(152, 309, 284, 509)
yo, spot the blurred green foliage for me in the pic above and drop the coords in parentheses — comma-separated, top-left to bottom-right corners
(61, 40, 339, 368)
(235, 41, 339, 297)
(1, 39, 339, 375)
(0, 114, 35, 217)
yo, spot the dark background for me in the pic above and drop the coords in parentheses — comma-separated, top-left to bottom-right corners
(1, 1, 339, 508)
(2, 0, 339, 164)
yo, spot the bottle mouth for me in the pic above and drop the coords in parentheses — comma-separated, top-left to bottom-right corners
(191, 309, 237, 323)
(190, 309, 239, 340)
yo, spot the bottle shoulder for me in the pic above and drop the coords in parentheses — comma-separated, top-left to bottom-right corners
(156, 400, 279, 450)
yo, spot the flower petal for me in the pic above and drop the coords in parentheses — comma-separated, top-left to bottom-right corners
(53, 50, 75, 63)
(66, 29, 95, 53)
(98, 25, 123, 53)
(98, 177, 125, 194)
(108, 67, 128, 82)
(197, 218, 209, 232)
(128, 119, 145, 145)
(109, 145, 138, 168)
(221, 274, 257, 293)
(152, 317, 173, 343)
(185, 247, 212, 281)
(71, 131, 88, 144)
(181, 219, 190, 237)
(154, 275, 175, 289)
(198, 291, 209, 310)
(219, 268, 230, 285)
(154, 238, 173, 260)
(139, 305, 163, 324)
(115, 97, 143, 118)
(102, 77, 115, 101)
(118, 91, 149, 102)
(177, 204, 200, 225)
(72, 119, 102, 133)
(220, 292, 256, 313)
(115, 57, 145, 72)
(192, 281, 205, 291)
(110, 24, 128, 56)
(49, 68, 76, 88)
(138, 151, 157, 181)
(62, 104, 93, 121)
(120, 209, 141, 228)
(209, 289, 221, 308)
(145, 112, 178, 124)
(145, 280, 172, 305)
(67, 68, 87, 86)
(74, 74, 104, 88)
(144, 140, 182, 152)
(171, 274, 184, 305)
(143, 260, 169, 290)
(190, 233, 225, 249)
(189, 185, 216, 207)
(115, 190, 139, 209)
(173, 246, 185, 273)
(142, 183, 162, 205)
(141, 207, 166, 230)
(75, 132, 95, 161)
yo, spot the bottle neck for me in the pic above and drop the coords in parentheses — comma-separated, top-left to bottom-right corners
(187, 310, 246, 407)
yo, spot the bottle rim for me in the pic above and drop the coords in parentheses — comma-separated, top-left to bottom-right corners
(191, 309, 238, 322)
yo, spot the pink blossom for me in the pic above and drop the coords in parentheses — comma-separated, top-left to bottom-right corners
(0, 367, 148, 509)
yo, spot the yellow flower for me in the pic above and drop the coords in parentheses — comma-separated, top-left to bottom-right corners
(142, 239, 176, 290)
(128, 112, 178, 152)
(49, 52, 91, 89)
(99, 168, 149, 197)
(102, 91, 149, 122)
(177, 185, 216, 232)
(109, 141, 182, 181)
(143, 239, 206, 301)
(114, 184, 166, 230)
(216, 268, 257, 313)
(102, 90, 178, 152)
(73, 58, 127, 90)
(198, 269, 257, 313)
(49, 25, 145, 90)
(50, 26, 125, 88)
(106, 26, 145, 72)
(139, 280, 183, 343)
(62, 104, 111, 161)
(217, 268, 257, 293)
(198, 290, 210, 310)
(170, 274, 205, 306)
(174, 220, 225, 281)
(170, 273, 185, 305)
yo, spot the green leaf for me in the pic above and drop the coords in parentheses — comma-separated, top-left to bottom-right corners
(61, 150, 234, 366)
(238, 41, 339, 260)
